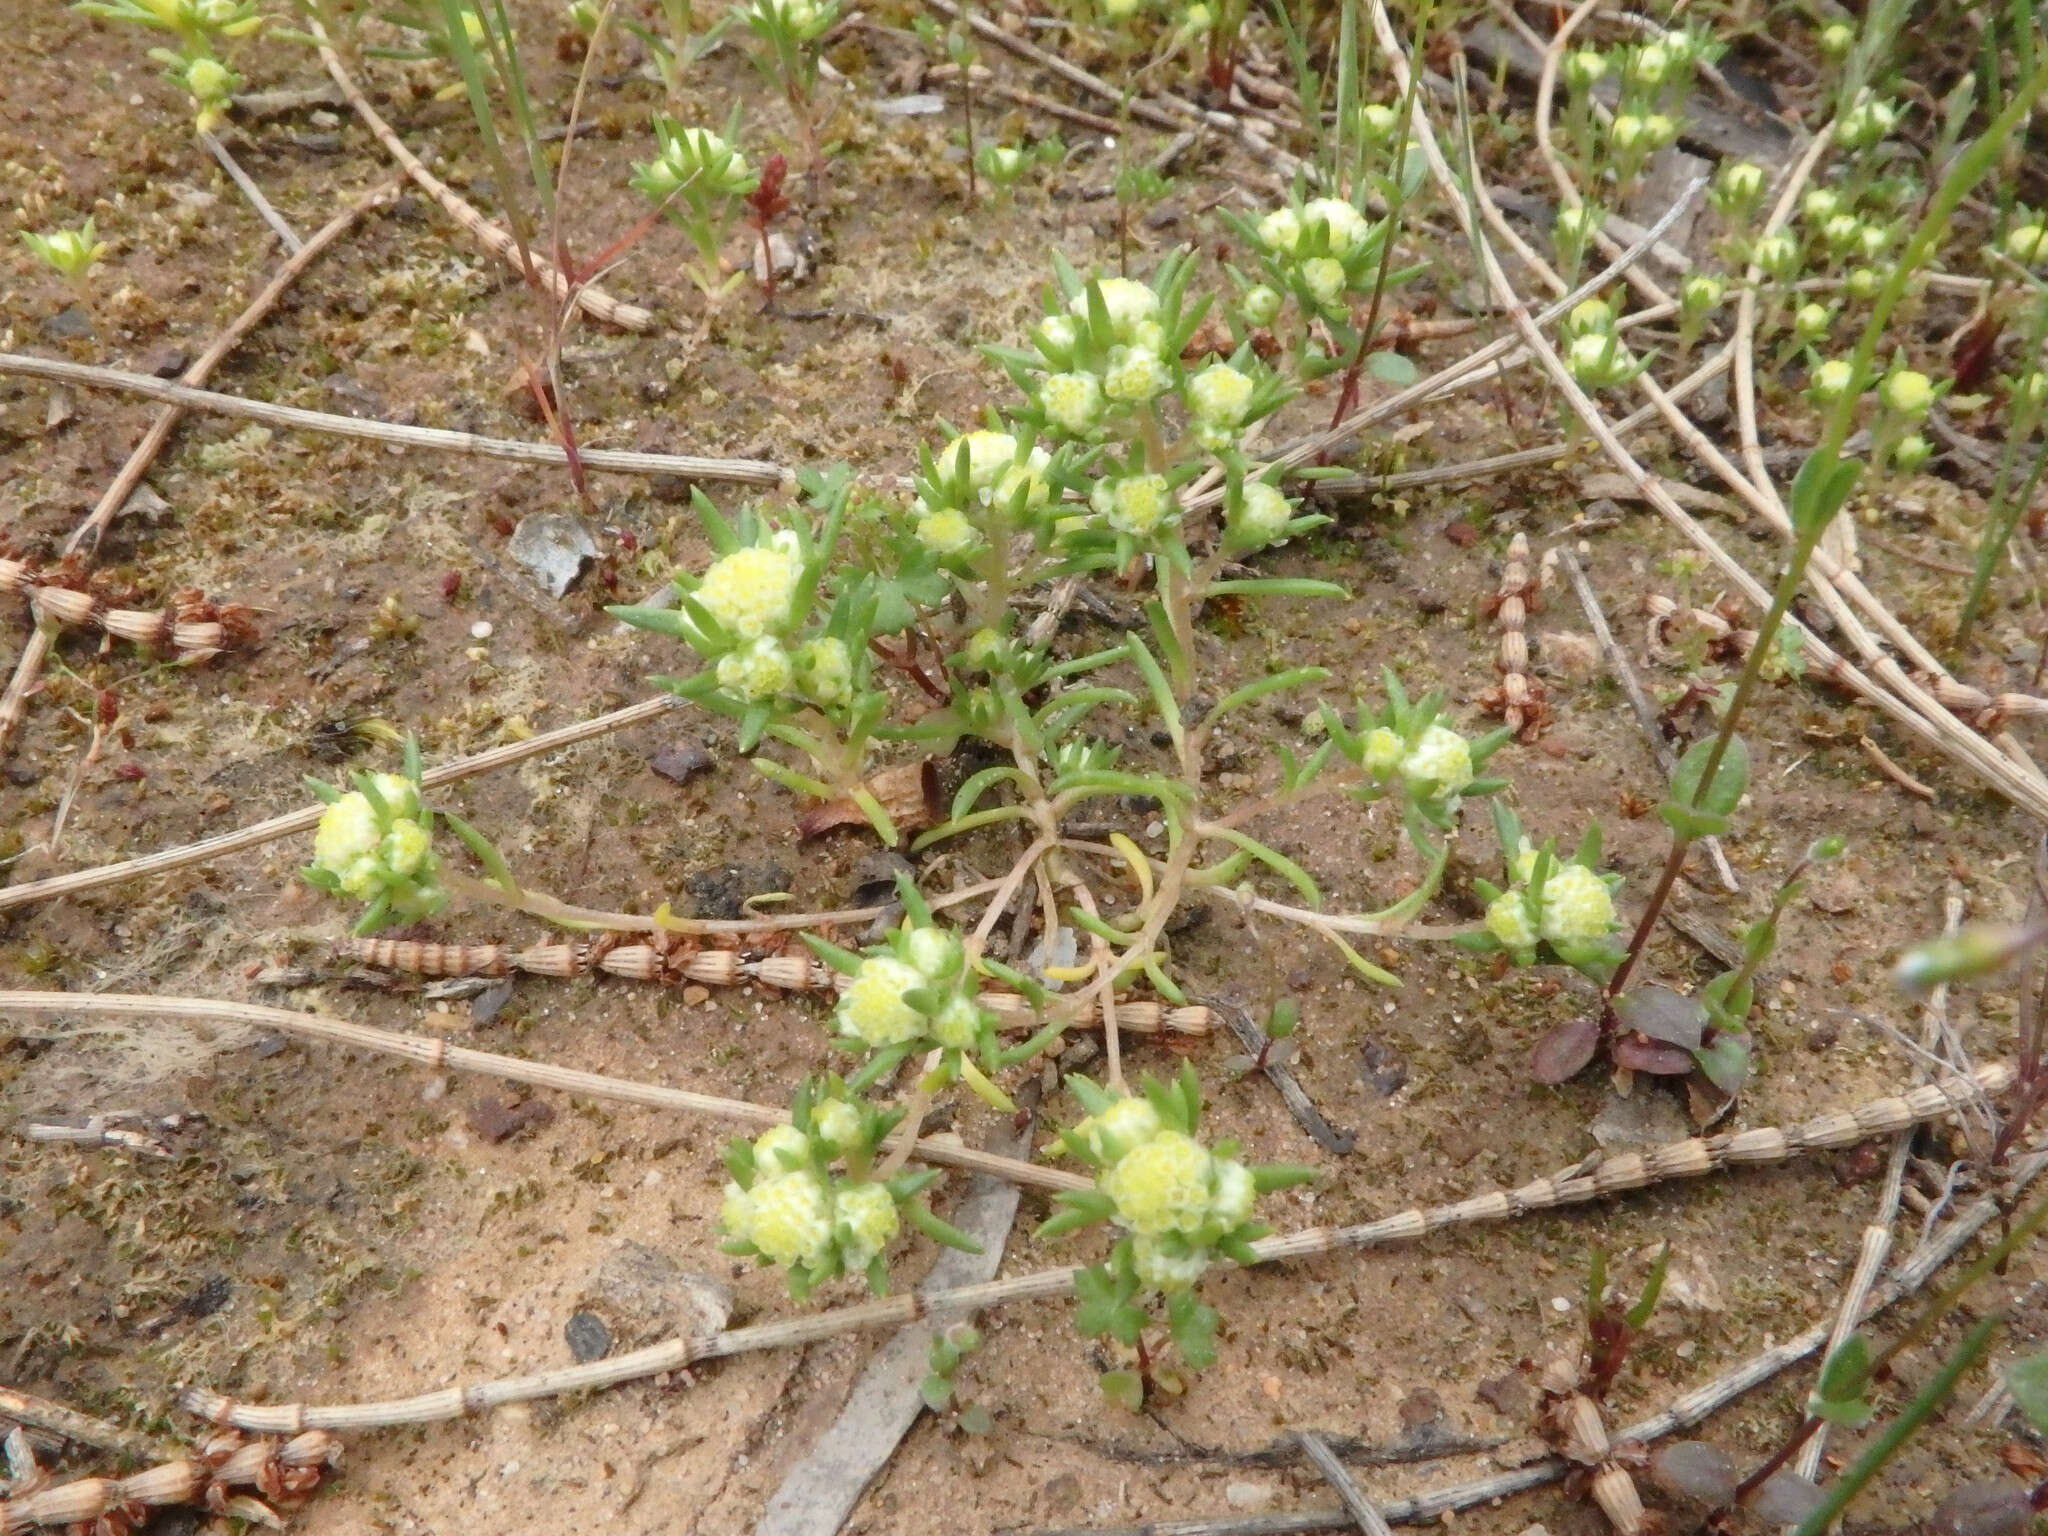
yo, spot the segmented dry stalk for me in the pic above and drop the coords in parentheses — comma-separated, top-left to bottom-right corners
(1916, 674, 2048, 732)
(171, 1063, 2013, 1434)
(0, 1428, 339, 1535)
(0, 557, 257, 662)
(1480, 532, 1552, 741)
(339, 936, 1213, 1036)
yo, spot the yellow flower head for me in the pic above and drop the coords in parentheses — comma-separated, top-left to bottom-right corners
(1101, 1129, 1214, 1236)
(836, 955, 926, 1047)
(1537, 863, 1617, 944)
(1401, 724, 1473, 795)
(740, 1169, 833, 1267)
(834, 1181, 900, 1272)
(694, 533, 802, 641)
(1485, 890, 1538, 950)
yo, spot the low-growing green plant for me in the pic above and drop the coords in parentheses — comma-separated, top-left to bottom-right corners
(71, 0, 261, 131)
(1037, 1064, 1315, 1406)
(630, 108, 762, 301)
(21, 219, 109, 285)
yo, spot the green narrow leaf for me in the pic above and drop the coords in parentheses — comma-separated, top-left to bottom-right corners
(1627, 1243, 1669, 1329)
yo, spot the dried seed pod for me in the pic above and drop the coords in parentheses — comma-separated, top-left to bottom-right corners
(1547, 1391, 1609, 1464)
(1589, 1463, 1646, 1535)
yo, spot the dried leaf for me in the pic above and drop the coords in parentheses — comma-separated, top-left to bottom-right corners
(1613, 985, 1707, 1049)
(1531, 1014, 1600, 1084)
(1611, 1035, 1696, 1075)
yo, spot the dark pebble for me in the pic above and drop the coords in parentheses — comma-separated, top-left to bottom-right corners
(1359, 1040, 1409, 1097)
(40, 305, 92, 340)
(146, 348, 191, 379)
(565, 1311, 611, 1363)
(467, 1095, 555, 1144)
(685, 861, 791, 921)
(650, 738, 714, 784)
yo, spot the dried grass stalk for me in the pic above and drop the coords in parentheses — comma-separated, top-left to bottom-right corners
(340, 937, 1213, 1036)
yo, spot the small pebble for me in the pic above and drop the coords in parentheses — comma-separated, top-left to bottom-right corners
(1225, 1481, 1276, 1512)
(1550, 1296, 1571, 1313)
(470, 620, 494, 640)
(565, 1311, 612, 1363)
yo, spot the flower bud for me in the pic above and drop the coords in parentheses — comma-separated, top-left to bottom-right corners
(1802, 188, 1841, 224)
(1679, 274, 1724, 316)
(1566, 297, 1614, 336)
(1751, 231, 1799, 278)
(1845, 266, 1881, 300)
(2009, 224, 2048, 266)
(1229, 480, 1293, 549)
(1819, 21, 1854, 56)
(1892, 433, 1931, 472)
(1562, 49, 1607, 91)
(1609, 113, 1647, 152)
(1879, 368, 1933, 419)
(1810, 358, 1854, 401)
(1793, 302, 1831, 341)
(1240, 283, 1281, 326)
(1356, 102, 1399, 142)
(1626, 43, 1668, 89)
(1712, 160, 1766, 217)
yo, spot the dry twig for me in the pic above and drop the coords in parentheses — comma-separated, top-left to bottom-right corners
(0, 354, 785, 488)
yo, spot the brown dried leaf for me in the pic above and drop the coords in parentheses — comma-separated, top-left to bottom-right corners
(1530, 1014, 1601, 1084)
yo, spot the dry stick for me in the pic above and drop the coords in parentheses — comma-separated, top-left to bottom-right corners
(0, 991, 1092, 1195)
(1788, 884, 1964, 1494)
(198, 130, 304, 254)
(335, 936, 1212, 1038)
(172, 1063, 2013, 1433)
(1311, 345, 1734, 498)
(1520, 32, 2048, 804)
(0, 1387, 172, 1465)
(918, 0, 1199, 135)
(1032, 1152, 2048, 1536)
(0, 692, 680, 914)
(1368, 1, 2048, 824)
(1555, 548, 1738, 893)
(308, 19, 653, 333)
(0, 355, 785, 489)
(0, 184, 394, 762)
(1294, 1431, 1394, 1536)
